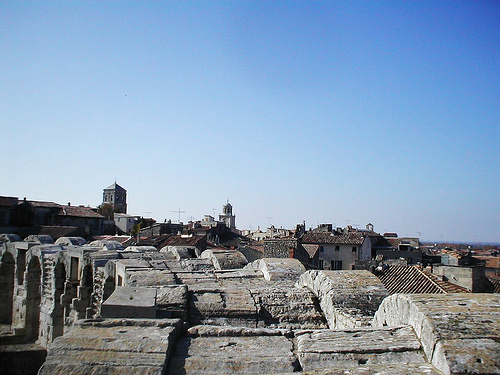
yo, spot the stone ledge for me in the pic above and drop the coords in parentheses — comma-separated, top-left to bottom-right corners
(373, 293, 500, 375)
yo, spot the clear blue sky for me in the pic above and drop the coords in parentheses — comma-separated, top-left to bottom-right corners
(1, 1, 499, 243)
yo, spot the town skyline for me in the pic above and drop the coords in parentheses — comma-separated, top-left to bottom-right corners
(1, 2, 499, 244)
(6, 184, 499, 245)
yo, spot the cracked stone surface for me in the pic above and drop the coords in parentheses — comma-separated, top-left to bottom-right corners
(373, 293, 500, 375)
(39, 319, 183, 375)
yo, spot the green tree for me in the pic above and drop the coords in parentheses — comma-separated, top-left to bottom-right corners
(97, 203, 115, 220)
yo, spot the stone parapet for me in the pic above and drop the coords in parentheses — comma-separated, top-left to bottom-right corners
(296, 270, 388, 329)
(373, 293, 500, 375)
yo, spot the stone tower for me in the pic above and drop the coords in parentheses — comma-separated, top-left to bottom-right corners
(219, 200, 236, 230)
(102, 182, 127, 214)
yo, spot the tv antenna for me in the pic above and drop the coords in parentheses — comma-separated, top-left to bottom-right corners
(171, 207, 185, 223)
(266, 216, 273, 226)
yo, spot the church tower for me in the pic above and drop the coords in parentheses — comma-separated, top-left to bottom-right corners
(219, 200, 236, 230)
(102, 182, 127, 214)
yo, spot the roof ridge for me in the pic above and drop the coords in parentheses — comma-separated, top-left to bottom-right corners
(415, 267, 448, 293)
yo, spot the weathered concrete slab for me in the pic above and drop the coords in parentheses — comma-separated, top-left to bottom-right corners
(167, 326, 297, 374)
(101, 287, 156, 318)
(297, 270, 388, 329)
(373, 293, 500, 375)
(39, 319, 183, 375)
(296, 326, 426, 371)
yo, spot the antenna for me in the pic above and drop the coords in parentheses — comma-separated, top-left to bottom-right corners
(171, 207, 185, 223)
(145, 211, 152, 217)
(266, 216, 273, 226)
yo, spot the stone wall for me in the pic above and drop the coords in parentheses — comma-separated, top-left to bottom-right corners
(296, 270, 389, 329)
(373, 293, 500, 375)
(264, 238, 297, 258)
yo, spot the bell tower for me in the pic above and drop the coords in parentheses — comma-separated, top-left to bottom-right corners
(102, 182, 127, 214)
(219, 200, 236, 230)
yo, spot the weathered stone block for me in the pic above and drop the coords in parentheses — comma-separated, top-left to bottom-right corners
(252, 287, 327, 329)
(101, 287, 156, 318)
(296, 326, 427, 372)
(39, 319, 182, 375)
(188, 288, 257, 327)
(155, 285, 188, 320)
(296, 270, 388, 329)
(373, 293, 500, 375)
(168, 335, 297, 374)
(128, 269, 176, 286)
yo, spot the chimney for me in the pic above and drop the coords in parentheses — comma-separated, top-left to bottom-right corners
(68, 202, 71, 206)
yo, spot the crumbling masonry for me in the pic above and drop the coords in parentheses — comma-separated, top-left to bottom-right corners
(0, 240, 499, 374)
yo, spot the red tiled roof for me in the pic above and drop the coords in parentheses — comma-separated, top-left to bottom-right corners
(27, 200, 61, 208)
(157, 234, 206, 248)
(474, 256, 500, 269)
(487, 276, 500, 293)
(25, 200, 104, 218)
(300, 232, 365, 245)
(92, 235, 133, 245)
(59, 205, 104, 218)
(302, 244, 320, 258)
(374, 265, 470, 294)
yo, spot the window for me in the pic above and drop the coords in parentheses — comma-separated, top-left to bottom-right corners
(319, 246, 324, 253)
(335, 246, 340, 251)
(318, 260, 324, 270)
(352, 246, 357, 252)
(331, 260, 343, 270)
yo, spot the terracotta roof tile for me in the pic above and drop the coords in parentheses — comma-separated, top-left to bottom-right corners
(300, 232, 365, 245)
(302, 244, 320, 258)
(374, 265, 470, 294)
